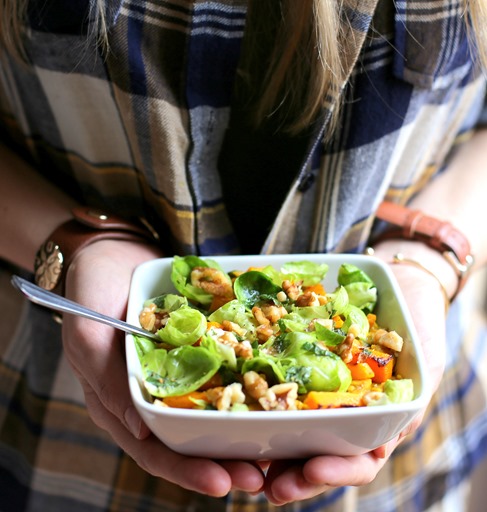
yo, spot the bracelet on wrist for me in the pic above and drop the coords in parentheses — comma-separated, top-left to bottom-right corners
(391, 253, 450, 313)
(372, 201, 474, 301)
(34, 207, 160, 294)
(365, 247, 451, 313)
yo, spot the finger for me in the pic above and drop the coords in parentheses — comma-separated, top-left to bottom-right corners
(63, 318, 150, 438)
(264, 460, 334, 505)
(264, 453, 387, 504)
(84, 382, 264, 496)
(303, 453, 385, 487)
(218, 460, 265, 493)
(82, 380, 235, 497)
(80, 375, 150, 440)
(373, 411, 425, 459)
(372, 438, 396, 459)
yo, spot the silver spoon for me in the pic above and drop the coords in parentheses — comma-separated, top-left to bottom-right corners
(11, 275, 160, 342)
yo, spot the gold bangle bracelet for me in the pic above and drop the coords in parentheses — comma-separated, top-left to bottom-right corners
(391, 253, 450, 314)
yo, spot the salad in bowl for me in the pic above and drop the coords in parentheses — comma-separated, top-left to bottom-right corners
(135, 256, 413, 412)
(125, 254, 428, 459)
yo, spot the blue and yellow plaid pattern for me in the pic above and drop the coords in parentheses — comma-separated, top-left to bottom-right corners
(1, 1, 487, 510)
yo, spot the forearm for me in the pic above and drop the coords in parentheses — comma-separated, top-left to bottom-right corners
(0, 143, 77, 271)
(373, 127, 487, 301)
(408, 127, 487, 268)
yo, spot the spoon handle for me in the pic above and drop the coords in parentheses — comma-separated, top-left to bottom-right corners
(11, 275, 159, 342)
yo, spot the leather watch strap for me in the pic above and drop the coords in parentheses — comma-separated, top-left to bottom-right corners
(34, 207, 159, 293)
(374, 201, 474, 298)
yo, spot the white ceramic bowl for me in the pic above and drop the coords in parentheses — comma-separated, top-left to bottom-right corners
(126, 254, 430, 460)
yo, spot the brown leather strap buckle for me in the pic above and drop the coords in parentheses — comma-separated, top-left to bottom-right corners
(374, 201, 474, 299)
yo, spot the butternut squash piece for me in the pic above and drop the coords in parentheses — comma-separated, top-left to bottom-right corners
(303, 391, 363, 409)
(163, 391, 209, 409)
(347, 361, 375, 380)
(303, 283, 326, 296)
(363, 348, 394, 383)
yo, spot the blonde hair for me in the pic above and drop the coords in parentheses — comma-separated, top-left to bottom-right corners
(466, 0, 487, 67)
(237, 0, 344, 135)
(0, 0, 108, 58)
(0, 0, 486, 135)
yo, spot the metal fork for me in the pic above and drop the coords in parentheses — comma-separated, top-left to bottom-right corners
(11, 275, 160, 342)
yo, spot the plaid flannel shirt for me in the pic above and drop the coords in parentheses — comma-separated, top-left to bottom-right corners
(1, 1, 487, 511)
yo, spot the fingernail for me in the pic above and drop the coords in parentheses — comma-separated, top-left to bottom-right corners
(124, 406, 142, 438)
(383, 438, 397, 459)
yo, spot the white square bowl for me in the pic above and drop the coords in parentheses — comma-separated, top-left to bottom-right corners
(126, 254, 430, 460)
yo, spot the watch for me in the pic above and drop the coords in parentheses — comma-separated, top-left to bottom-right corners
(34, 207, 159, 292)
(373, 200, 474, 298)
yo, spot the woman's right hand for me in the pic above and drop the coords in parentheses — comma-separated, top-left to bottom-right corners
(61, 239, 265, 496)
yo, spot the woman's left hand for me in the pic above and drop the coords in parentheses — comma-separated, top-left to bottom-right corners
(262, 242, 449, 505)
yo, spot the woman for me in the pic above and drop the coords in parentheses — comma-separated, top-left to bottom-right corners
(0, 0, 486, 510)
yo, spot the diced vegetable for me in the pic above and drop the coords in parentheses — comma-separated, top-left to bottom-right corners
(303, 391, 364, 409)
(347, 362, 375, 380)
(162, 391, 210, 409)
(362, 348, 395, 383)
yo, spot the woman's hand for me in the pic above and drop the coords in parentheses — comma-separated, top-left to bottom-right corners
(61, 240, 265, 496)
(262, 242, 449, 505)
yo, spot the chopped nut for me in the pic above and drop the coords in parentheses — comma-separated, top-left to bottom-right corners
(296, 291, 321, 307)
(222, 319, 247, 337)
(261, 303, 287, 323)
(256, 324, 274, 343)
(317, 295, 328, 305)
(234, 340, 253, 359)
(217, 331, 253, 359)
(363, 391, 385, 405)
(373, 329, 388, 342)
(259, 382, 299, 411)
(243, 371, 269, 400)
(190, 266, 233, 297)
(206, 383, 246, 411)
(375, 330, 404, 352)
(252, 306, 270, 326)
(282, 280, 302, 301)
(276, 291, 287, 302)
(139, 303, 167, 332)
(337, 333, 355, 363)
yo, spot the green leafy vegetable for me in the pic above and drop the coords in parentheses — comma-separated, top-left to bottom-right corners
(234, 271, 282, 309)
(281, 260, 329, 286)
(277, 332, 352, 393)
(142, 345, 220, 397)
(338, 263, 377, 311)
(208, 299, 256, 337)
(384, 379, 414, 403)
(144, 293, 188, 312)
(157, 306, 207, 346)
(341, 304, 370, 339)
(314, 323, 346, 346)
(171, 255, 232, 307)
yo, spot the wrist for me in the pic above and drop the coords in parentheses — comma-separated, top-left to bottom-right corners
(69, 238, 163, 273)
(370, 240, 458, 310)
(34, 207, 161, 294)
(371, 240, 458, 298)
(373, 201, 474, 300)
(64, 239, 163, 323)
